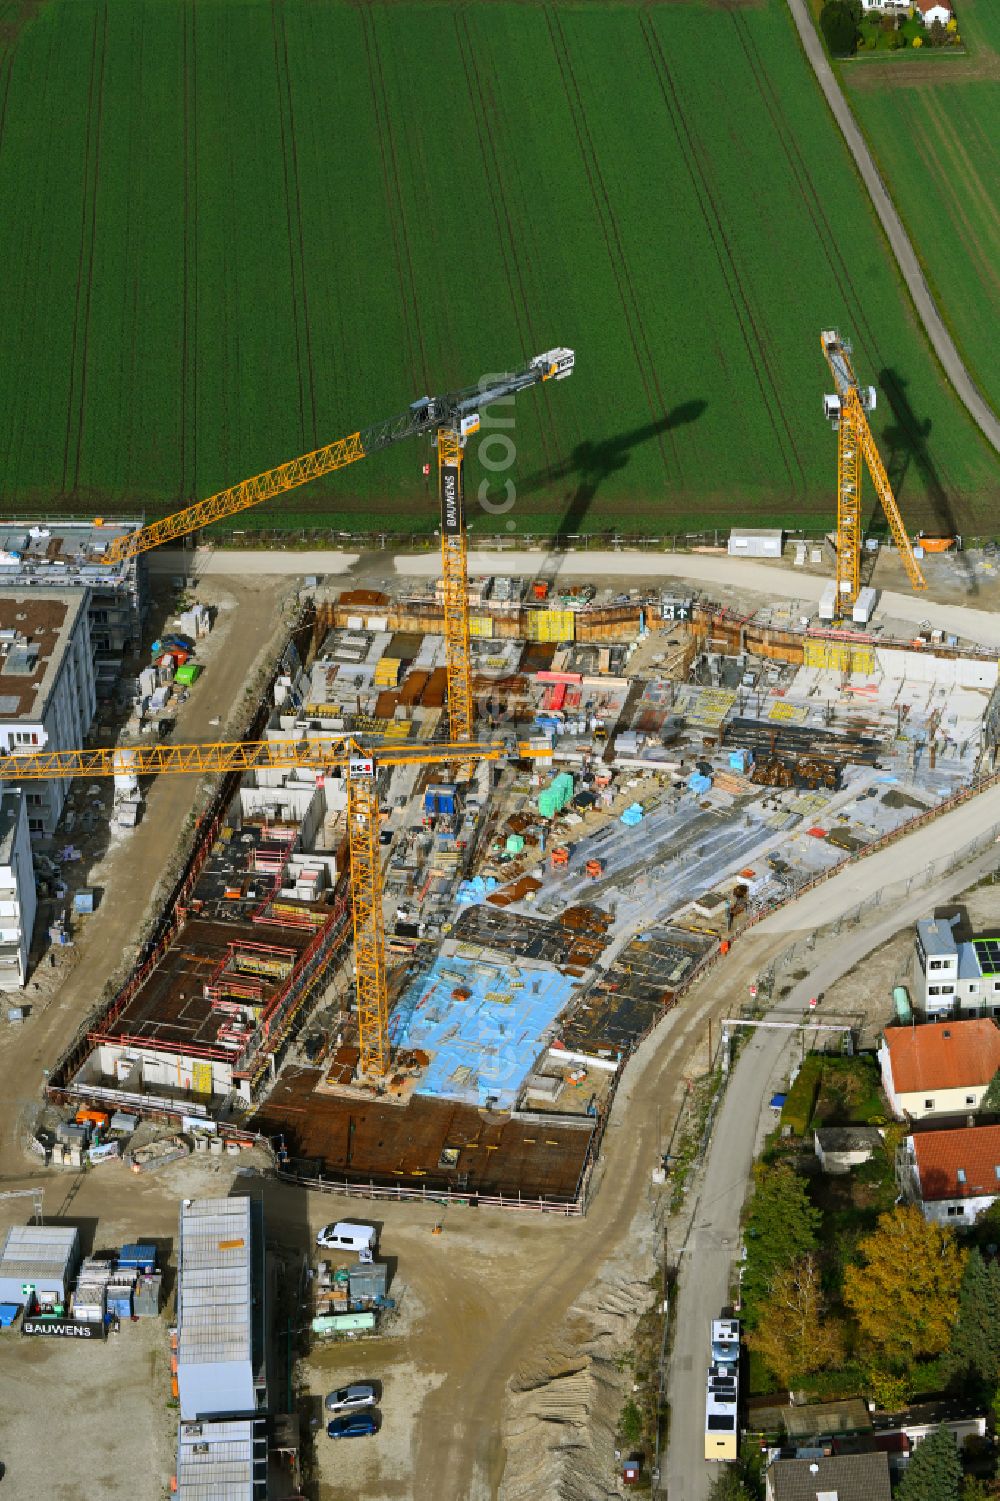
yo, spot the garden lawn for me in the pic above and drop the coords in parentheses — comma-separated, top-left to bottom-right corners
(0, 0, 993, 535)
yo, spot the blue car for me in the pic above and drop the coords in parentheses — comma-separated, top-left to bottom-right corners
(327, 1412, 378, 1440)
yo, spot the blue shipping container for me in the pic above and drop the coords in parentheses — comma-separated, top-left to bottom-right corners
(118, 1243, 156, 1272)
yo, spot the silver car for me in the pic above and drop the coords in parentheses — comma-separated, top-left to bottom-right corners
(325, 1383, 377, 1415)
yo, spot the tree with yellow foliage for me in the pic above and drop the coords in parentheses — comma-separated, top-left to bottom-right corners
(747, 1254, 845, 1388)
(843, 1205, 966, 1370)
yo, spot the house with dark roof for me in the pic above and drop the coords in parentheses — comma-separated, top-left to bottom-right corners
(878, 1017, 1000, 1121)
(902, 1123, 1000, 1224)
(765, 1450, 891, 1501)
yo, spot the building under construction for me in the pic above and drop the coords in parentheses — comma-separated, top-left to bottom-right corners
(42, 569, 1000, 1204)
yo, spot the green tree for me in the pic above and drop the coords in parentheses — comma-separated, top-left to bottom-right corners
(961, 1478, 1000, 1500)
(708, 1467, 755, 1501)
(741, 1163, 821, 1325)
(747, 1254, 845, 1387)
(843, 1206, 967, 1368)
(820, 0, 860, 54)
(619, 1398, 643, 1447)
(980, 1068, 1000, 1115)
(897, 1424, 962, 1501)
(947, 1249, 1000, 1393)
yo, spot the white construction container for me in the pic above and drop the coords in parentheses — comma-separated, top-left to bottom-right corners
(727, 528, 784, 559)
(852, 586, 878, 626)
(818, 583, 837, 623)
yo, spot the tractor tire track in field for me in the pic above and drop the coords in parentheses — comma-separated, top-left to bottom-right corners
(123, 6, 147, 493)
(271, 0, 319, 452)
(453, 12, 556, 476)
(640, 10, 804, 497)
(180, 0, 199, 499)
(730, 10, 959, 489)
(61, 1, 108, 495)
(909, 99, 1000, 306)
(544, 6, 677, 483)
(920, 89, 1000, 256)
(360, 5, 428, 394)
(0, 6, 22, 167)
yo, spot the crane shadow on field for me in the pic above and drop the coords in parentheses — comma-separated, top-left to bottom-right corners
(493, 401, 707, 547)
(865, 368, 975, 596)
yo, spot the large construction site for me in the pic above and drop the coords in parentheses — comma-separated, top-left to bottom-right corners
(27, 567, 997, 1206)
(4, 335, 998, 1212)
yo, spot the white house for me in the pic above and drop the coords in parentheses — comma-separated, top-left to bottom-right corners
(913, 0, 953, 24)
(912, 915, 1000, 1020)
(879, 1017, 1000, 1121)
(903, 1123, 1000, 1225)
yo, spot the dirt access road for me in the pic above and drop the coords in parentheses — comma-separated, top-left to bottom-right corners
(0, 573, 290, 1183)
(666, 836, 1000, 1501)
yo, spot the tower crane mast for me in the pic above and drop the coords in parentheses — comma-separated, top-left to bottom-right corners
(820, 329, 926, 616)
(0, 733, 542, 1078)
(99, 348, 575, 741)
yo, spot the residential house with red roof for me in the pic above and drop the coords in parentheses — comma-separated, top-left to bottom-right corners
(878, 1017, 1000, 1121)
(903, 1123, 1000, 1224)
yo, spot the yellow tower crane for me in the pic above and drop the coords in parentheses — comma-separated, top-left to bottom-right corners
(0, 733, 542, 1078)
(820, 328, 927, 617)
(97, 349, 575, 741)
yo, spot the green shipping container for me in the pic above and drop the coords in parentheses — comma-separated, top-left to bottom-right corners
(538, 772, 574, 819)
(174, 663, 201, 685)
(312, 1311, 376, 1335)
(538, 789, 558, 819)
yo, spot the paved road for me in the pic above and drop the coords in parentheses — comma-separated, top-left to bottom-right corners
(665, 836, 1000, 1501)
(784, 0, 1000, 455)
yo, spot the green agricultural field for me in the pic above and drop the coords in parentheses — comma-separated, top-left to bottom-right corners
(0, 0, 994, 537)
(845, 0, 1000, 448)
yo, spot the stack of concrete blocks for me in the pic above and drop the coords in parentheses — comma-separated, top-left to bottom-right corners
(178, 603, 212, 640)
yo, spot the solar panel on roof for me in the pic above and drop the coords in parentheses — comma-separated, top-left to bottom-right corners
(975, 939, 1000, 975)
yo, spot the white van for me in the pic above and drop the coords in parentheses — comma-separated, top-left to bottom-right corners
(316, 1220, 377, 1254)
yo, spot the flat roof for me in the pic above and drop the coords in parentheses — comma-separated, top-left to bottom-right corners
(0, 590, 84, 720)
(178, 1198, 252, 1369)
(0, 519, 140, 589)
(0, 1223, 78, 1278)
(176, 1417, 261, 1501)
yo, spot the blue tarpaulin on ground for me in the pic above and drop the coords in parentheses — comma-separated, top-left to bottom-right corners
(393, 952, 578, 1108)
